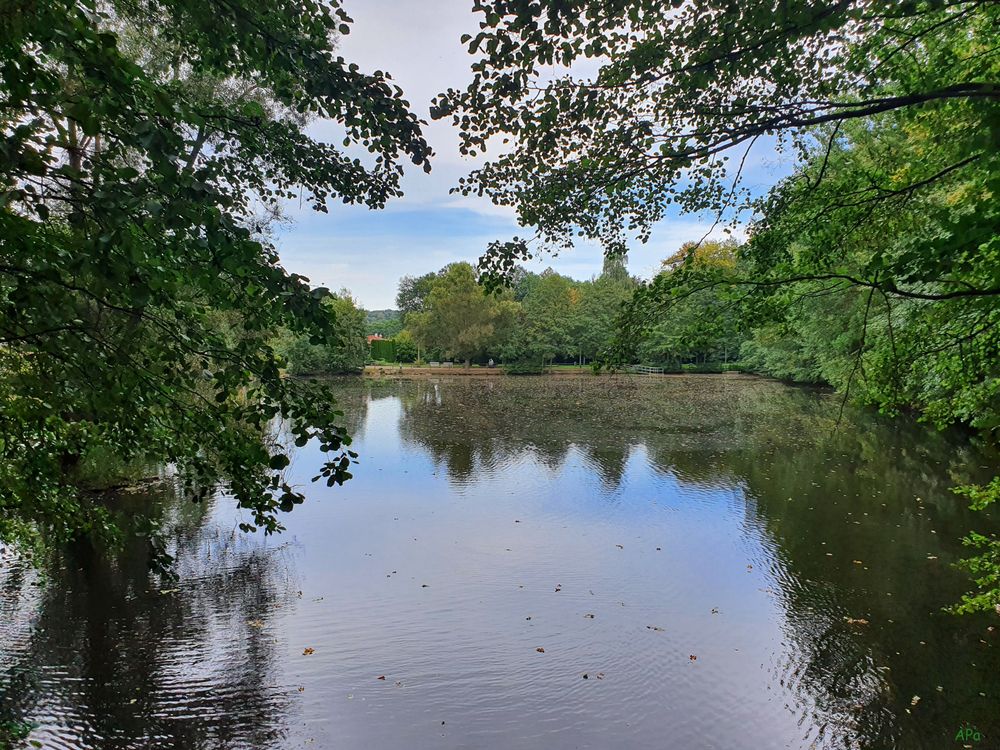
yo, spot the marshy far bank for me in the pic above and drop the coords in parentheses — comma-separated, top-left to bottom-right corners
(361, 364, 747, 380)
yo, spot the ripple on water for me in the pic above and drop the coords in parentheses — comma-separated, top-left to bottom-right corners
(3, 377, 999, 749)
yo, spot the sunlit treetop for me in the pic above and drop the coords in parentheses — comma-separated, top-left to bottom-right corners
(662, 239, 739, 273)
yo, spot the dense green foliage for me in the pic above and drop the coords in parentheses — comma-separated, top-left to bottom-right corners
(396, 271, 442, 317)
(502, 260, 637, 367)
(367, 331, 417, 364)
(294, 310, 412, 368)
(732, 108, 999, 612)
(441, 0, 1000, 610)
(368, 337, 396, 362)
(364, 309, 403, 338)
(637, 241, 743, 369)
(276, 294, 367, 375)
(434, 0, 997, 278)
(396, 260, 635, 368)
(407, 262, 518, 366)
(0, 0, 430, 556)
(393, 330, 418, 363)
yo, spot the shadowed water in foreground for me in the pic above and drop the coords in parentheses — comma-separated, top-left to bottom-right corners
(2, 375, 998, 749)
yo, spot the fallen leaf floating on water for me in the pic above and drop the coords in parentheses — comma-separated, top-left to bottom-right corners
(554, 585, 562, 592)
(302, 648, 315, 655)
(526, 616, 532, 621)
(689, 655, 698, 661)
(656, 547, 662, 551)
(536, 647, 545, 653)
(844, 617, 869, 626)
(911, 695, 920, 706)
(616, 544, 624, 549)
(297, 686, 305, 692)
(584, 613, 595, 619)
(647, 625, 665, 632)
(711, 608, 719, 615)
(377, 675, 386, 680)
(247, 619, 265, 629)
(421, 584, 429, 588)
(852, 560, 863, 565)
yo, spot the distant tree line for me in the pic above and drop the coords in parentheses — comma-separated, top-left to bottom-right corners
(279, 255, 642, 373)
(385, 257, 638, 370)
(277, 244, 750, 376)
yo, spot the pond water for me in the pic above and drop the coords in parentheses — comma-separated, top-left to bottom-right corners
(2, 375, 999, 750)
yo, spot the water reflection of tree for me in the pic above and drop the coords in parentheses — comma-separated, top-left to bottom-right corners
(729, 424, 1000, 750)
(396, 380, 528, 483)
(0, 484, 299, 750)
(393, 375, 1000, 749)
(395, 376, 838, 488)
(333, 379, 376, 442)
(274, 377, 371, 457)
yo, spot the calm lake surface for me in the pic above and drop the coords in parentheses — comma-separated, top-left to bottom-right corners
(2, 375, 999, 750)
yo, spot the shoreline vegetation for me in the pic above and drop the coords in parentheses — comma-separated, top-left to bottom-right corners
(360, 364, 748, 380)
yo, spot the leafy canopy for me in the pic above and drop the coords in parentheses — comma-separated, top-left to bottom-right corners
(0, 0, 431, 553)
(277, 293, 368, 376)
(408, 262, 518, 365)
(433, 0, 999, 280)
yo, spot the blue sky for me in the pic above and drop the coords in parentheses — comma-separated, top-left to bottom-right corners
(276, 0, 793, 310)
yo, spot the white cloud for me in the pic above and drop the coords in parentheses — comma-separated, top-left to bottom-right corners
(274, 1, 774, 310)
(440, 195, 518, 220)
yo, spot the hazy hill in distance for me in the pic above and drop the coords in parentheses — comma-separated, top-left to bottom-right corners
(365, 309, 403, 337)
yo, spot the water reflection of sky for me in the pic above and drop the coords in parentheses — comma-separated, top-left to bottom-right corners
(277, 386, 861, 749)
(2, 377, 999, 750)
